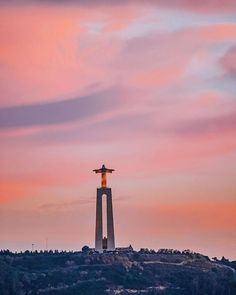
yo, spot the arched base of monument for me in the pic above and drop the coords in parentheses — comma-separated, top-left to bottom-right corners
(95, 187, 115, 252)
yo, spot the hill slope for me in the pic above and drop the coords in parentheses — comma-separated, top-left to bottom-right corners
(0, 250, 236, 295)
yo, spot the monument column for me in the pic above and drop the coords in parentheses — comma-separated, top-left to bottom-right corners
(93, 165, 115, 252)
(95, 189, 103, 251)
(106, 188, 115, 250)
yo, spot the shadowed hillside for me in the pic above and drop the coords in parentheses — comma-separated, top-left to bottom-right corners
(0, 249, 236, 295)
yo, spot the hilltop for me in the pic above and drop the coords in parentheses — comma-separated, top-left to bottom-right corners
(0, 248, 236, 295)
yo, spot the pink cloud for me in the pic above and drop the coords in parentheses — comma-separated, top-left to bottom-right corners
(155, 0, 236, 14)
(2, 1, 236, 15)
(113, 24, 236, 92)
(219, 45, 236, 76)
(129, 62, 189, 88)
(0, 5, 140, 106)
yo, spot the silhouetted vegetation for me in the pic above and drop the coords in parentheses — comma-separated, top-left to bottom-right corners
(0, 249, 235, 294)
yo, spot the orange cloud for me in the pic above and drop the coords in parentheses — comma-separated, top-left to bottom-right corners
(0, 180, 34, 204)
(0, 5, 140, 106)
(114, 200, 236, 258)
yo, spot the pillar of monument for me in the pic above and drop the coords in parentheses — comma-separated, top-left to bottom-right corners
(106, 188, 115, 250)
(94, 165, 115, 252)
(95, 187, 115, 252)
(95, 189, 103, 251)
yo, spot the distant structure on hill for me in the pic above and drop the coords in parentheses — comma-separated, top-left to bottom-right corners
(115, 245, 133, 253)
(93, 164, 115, 252)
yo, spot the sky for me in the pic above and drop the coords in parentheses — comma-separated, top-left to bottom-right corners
(0, 0, 236, 259)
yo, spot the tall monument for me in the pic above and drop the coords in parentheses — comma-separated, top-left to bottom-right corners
(93, 164, 115, 252)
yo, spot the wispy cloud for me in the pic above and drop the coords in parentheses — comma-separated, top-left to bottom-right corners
(2, 0, 236, 14)
(0, 87, 125, 128)
(39, 194, 132, 212)
(219, 45, 236, 77)
(168, 110, 236, 137)
(39, 198, 94, 212)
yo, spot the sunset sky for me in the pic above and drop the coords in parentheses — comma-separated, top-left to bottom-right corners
(1, 0, 236, 259)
